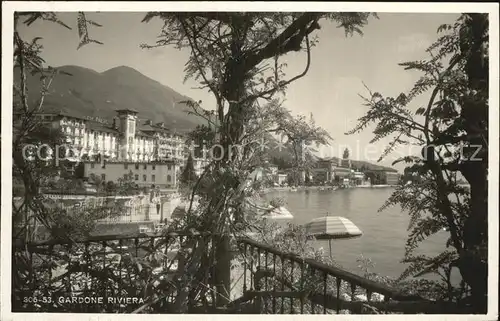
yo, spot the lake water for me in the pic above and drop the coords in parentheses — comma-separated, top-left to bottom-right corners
(264, 188, 450, 279)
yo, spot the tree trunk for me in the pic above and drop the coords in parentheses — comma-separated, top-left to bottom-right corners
(214, 234, 232, 306)
(456, 13, 488, 312)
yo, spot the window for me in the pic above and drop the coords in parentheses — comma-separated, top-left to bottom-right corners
(152, 175, 156, 182)
(124, 173, 128, 179)
(124, 164, 128, 169)
(167, 164, 171, 170)
(91, 163, 95, 169)
(167, 175, 171, 182)
(135, 174, 139, 181)
(143, 164, 147, 170)
(101, 174, 106, 181)
(143, 175, 147, 182)
(135, 163, 139, 170)
(102, 161, 106, 169)
(152, 165, 156, 170)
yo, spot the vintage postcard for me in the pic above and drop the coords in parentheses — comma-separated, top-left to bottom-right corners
(1, 2, 498, 321)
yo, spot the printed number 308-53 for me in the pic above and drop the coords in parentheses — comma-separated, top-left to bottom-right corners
(23, 296, 52, 304)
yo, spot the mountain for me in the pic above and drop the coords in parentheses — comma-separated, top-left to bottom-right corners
(21, 65, 206, 133)
(20, 65, 396, 172)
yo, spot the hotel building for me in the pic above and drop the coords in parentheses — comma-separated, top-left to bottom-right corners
(21, 109, 190, 187)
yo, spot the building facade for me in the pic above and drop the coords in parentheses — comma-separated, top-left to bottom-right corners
(277, 173, 288, 186)
(29, 109, 186, 164)
(24, 109, 190, 186)
(84, 161, 177, 188)
(364, 170, 400, 185)
(384, 171, 400, 185)
(313, 157, 353, 184)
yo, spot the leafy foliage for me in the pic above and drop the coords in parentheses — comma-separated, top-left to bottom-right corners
(346, 13, 488, 311)
(116, 170, 141, 196)
(13, 11, 379, 313)
(180, 154, 199, 188)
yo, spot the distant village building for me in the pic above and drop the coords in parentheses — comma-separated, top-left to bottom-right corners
(312, 157, 399, 186)
(364, 169, 400, 185)
(277, 172, 288, 186)
(352, 171, 365, 185)
(313, 159, 336, 182)
(312, 157, 352, 184)
(383, 171, 400, 185)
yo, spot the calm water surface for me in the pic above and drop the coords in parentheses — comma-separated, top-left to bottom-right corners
(265, 188, 450, 279)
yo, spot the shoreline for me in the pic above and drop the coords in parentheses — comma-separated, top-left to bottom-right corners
(262, 184, 398, 193)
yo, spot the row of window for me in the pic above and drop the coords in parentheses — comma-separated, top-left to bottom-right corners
(130, 174, 172, 183)
(90, 163, 173, 170)
(130, 174, 155, 182)
(98, 173, 171, 183)
(125, 163, 165, 170)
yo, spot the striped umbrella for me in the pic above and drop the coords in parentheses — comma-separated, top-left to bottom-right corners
(305, 215, 362, 258)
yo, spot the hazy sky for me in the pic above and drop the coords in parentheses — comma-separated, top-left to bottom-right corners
(18, 12, 459, 170)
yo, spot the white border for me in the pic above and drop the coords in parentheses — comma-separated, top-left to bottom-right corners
(2, 2, 499, 321)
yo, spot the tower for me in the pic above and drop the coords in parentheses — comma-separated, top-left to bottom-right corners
(116, 109, 138, 160)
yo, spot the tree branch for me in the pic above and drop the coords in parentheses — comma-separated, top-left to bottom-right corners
(242, 33, 312, 104)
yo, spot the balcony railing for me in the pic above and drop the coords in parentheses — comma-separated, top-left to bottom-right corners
(13, 232, 217, 313)
(235, 238, 474, 314)
(12, 233, 474, 314)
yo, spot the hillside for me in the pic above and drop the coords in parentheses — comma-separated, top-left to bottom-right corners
(21, 65, 206, 133)
(326, 157, 398, 172)
(270, 150, 397, 173)
(19, 65, 396, 172)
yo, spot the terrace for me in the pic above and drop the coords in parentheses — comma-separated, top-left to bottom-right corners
(12, 231, 473, 314)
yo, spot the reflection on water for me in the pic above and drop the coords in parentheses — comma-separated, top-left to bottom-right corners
(264, 188, 449, 279)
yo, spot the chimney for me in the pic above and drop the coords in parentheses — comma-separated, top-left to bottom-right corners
(112, 117, 118, 129)
(156, 122, 165, 128)
(145, 119, 153, 126)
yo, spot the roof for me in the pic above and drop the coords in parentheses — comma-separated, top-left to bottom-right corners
(136, 130, 154, 138)
(83, 159, 175, 165)
(86, 121, 120, 134)
(138, 124, 180, 136)
(116, 108, 139, 114)
(138, 124, 160, 132)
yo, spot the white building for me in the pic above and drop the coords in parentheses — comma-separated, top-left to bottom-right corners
(23, 109, 190, 186)
(84, 161, 177, 188)
(28, 109, 186, 164)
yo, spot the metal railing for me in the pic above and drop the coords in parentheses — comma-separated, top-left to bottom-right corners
(59, 204, 165, 223)
(12, 233, 473, 314)
(236, 238, 473, 314)
(13, 232, 218, 313)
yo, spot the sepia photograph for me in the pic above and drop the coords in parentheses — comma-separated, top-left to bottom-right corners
(1, 2, 498, 319)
